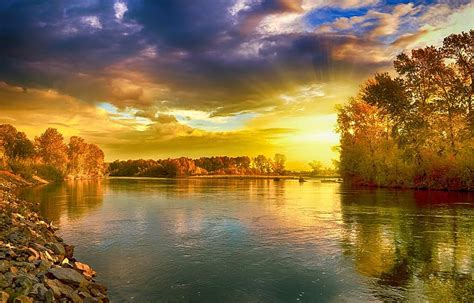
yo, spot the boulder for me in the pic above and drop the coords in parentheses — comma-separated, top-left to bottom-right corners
(45, 278, 73, 298)
(64, 244, 75, 259)
(46, 243, 65, 256)
(14, 273, 38, 295)
(37, 260, 52, 273)
(0, 274, 9, 288)
(74, 261, 96, 278)
(44, 289, 54, 303)
(0, 260, 9, 273)
(47, 268, 88, 287)
(45, 278, 82, 302)
(31, 283, 48, 297)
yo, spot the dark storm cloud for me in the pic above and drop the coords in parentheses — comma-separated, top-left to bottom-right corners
(126, 0, 234, 50)
(0, 1, 379, 109)
(0, 0, 143, 93)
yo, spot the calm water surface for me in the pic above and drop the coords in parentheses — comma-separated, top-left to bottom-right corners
(21, 178, 474, 302)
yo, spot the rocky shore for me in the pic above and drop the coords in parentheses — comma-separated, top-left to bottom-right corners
(0, 172, 108, 302)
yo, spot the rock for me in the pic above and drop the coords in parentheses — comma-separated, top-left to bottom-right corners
(88, 282, 107, 297)
(0, 274, 9, 288)
(31, 282, 48, 297)
(13, 295, 33, 303)
(44, 289, 54, 303)
(0, 260, 9, 273)
(45, 278, 73, 298)
(48, 267, 88, 287)
(26, 247, 39, 262)
(74, 261, 96, 278)
(43, 250, 54, 262)
(14, 273, 38, 295)
(64, 244, 75, 259)
(45, 278, 82, 302)
(2, 272, 14, 286)
(47, 243, 65, 256)
(0, 174, 108, 301)
(11, 262, 35, 272)
(37, 260, 52, 273)
(0, 291, 9, 303)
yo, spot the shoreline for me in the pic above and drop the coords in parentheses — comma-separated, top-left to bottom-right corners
(0, 172, 109, 302)
(108, 175, 341, 180)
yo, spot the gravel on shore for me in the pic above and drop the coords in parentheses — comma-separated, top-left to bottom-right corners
(0, 172, 109, 302)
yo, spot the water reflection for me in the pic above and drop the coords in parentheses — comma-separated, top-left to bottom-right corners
(20, 179, 473, 302)
(21, 180, 104, 224)
(339, 188, 474, 302)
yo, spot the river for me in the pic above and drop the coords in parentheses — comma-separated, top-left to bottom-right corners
(20, 178, 474, 302)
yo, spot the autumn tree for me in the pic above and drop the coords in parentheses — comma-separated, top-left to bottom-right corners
(337, 31, 474, 190)
(84, 143, 105, 176)
(273, 153, 286, 175)
(68, 136, 88, 175)
(309, 160, 323, 176)
(0, 125, 35, 160)
(35, 128, 69, 173)
(252, 155, 273, 174)
(442, 30, 474, 132)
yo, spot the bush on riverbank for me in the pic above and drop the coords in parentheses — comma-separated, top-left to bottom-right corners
(337, 31, 473, 191)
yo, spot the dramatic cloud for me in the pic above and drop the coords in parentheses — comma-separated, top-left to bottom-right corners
(0, 0, 472, 168)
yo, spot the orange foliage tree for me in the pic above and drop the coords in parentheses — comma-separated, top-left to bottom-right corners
(337, 31, 473, 190)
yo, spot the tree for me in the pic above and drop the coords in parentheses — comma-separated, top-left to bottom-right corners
(35, 128, 69, 173)
(336, 31, 474, 190)
(10, 132, 35, 159)
(68, 136, 88, 175)
(309, 160, 324, 176)
(84, 144, 105, 176)
(0, 125, 35, 160)
(442, 30, 474, 132)
(253, 155, 273, 174)
(273, 154, 286, 175)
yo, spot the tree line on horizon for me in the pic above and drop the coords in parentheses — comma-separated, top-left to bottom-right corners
(0, 124, 105, 181)
(108, 154, 288, 177)
(336, 30, 473, 190)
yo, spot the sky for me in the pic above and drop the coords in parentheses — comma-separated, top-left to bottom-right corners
(0, 0, 473, 170)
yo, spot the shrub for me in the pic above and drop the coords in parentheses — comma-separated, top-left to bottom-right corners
(9, 161, 35, 181)
(32, 164, 64, 182)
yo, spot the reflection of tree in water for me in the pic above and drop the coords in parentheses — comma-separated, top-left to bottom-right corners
(339, 188, 474, 301)
(107, 178, 287, 206)
(21, 180, 104, 223)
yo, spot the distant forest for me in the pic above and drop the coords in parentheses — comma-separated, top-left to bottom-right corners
(108, 154, 289, 177)
(0, 124, 105, 181)
(337, 31, 473, 191)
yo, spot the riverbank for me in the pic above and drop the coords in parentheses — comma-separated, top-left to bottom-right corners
(0, 172, 109, 302)
(109, 175, 342, 180)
